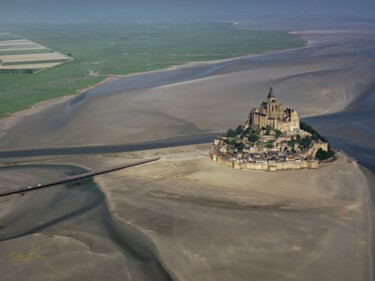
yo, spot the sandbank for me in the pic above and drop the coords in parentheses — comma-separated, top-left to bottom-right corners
(1, 144, 371, 280)
(93, 144, 373, 281)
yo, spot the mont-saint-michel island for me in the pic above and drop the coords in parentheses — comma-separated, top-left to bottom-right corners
(211, 85, 334, 171)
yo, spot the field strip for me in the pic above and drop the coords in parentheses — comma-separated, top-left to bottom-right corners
(0, 45, 46, 51)
(3, 59, 68, 65)
(0, 62, 63, 69)
(0, 52, 70, 63)
(0, 39, 31, 46)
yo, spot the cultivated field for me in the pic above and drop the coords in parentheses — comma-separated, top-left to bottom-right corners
(0, 62, 63, 70)
(0, 33, 72, 71)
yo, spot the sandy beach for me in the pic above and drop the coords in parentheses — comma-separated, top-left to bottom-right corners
(0, 24, 374, 281)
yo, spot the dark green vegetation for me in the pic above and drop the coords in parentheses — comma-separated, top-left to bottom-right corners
(300, 121, 328, 142)
(300, 121, 335, 160)
(0, 33, 20, 40)
(224, 121, 335, 161)
(288, 134, 312, 150)
(224, 126, 263, 152)
(315, 148, 335, 161)
(0, 22, 304, 118)
(226, 128, 237, 138)
(248, 133, 259, 142)
(0, 69, 34, 74)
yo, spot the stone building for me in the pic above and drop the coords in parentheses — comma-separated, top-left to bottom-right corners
(247, 86, 300, 132)
(210, 85, 332, 171)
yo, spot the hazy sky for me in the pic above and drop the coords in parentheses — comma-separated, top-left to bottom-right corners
(1, 0, 375, 22)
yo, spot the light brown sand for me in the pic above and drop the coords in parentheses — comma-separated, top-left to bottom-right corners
(0, 146, 372, 281)
(0, 233, 129, 281)
(92, 145, 372, 281)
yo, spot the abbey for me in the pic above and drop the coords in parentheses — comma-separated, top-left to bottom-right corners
(210, 85, 333, 171)
(247, 86, 300, 132)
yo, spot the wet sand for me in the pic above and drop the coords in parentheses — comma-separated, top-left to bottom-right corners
(0, 145, 372, 281)
(0, 29, 374, 149)
(0, 164, 175, 281)
(95, 145, 373, 281)
(0, 23, 374, 281)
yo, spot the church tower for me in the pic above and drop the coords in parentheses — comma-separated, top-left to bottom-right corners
(267, 86, 276, 103)
(266, 86, 283, 119)
(267, 78, 276, 103)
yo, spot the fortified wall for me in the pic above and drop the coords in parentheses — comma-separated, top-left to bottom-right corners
(211, 153, 318, 171)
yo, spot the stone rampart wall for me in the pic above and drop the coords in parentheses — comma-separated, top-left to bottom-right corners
(211, 154, 318, 171)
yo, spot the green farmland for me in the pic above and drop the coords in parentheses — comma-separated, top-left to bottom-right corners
(0, 22, 305, 117)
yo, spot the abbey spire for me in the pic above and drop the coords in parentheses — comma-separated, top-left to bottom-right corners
(267, 77, 275, 99)
(267, 86, 276, 99)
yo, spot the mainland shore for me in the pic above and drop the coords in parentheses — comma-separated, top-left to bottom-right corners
(0, 28, 374, 150)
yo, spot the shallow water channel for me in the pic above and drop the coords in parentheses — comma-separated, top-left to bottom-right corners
(0, 164, 174, 281)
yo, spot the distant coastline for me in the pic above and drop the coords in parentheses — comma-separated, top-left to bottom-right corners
(0, 23, 305, 118)
(0, 35, 307, 120)
(0, 33, 309, 139)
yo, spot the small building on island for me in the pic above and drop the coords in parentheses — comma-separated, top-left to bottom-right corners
(210, 85, 333, 171)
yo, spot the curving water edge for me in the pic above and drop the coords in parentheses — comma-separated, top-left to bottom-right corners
(0, 164, 176, 281)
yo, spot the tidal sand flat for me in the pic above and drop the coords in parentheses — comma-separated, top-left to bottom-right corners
(0, 23, 303, 118)
(95, 145, 373, 281)
(0, 28, 374, 150)
(0, 145, 371, 281)
(0, 164, 175, 281)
